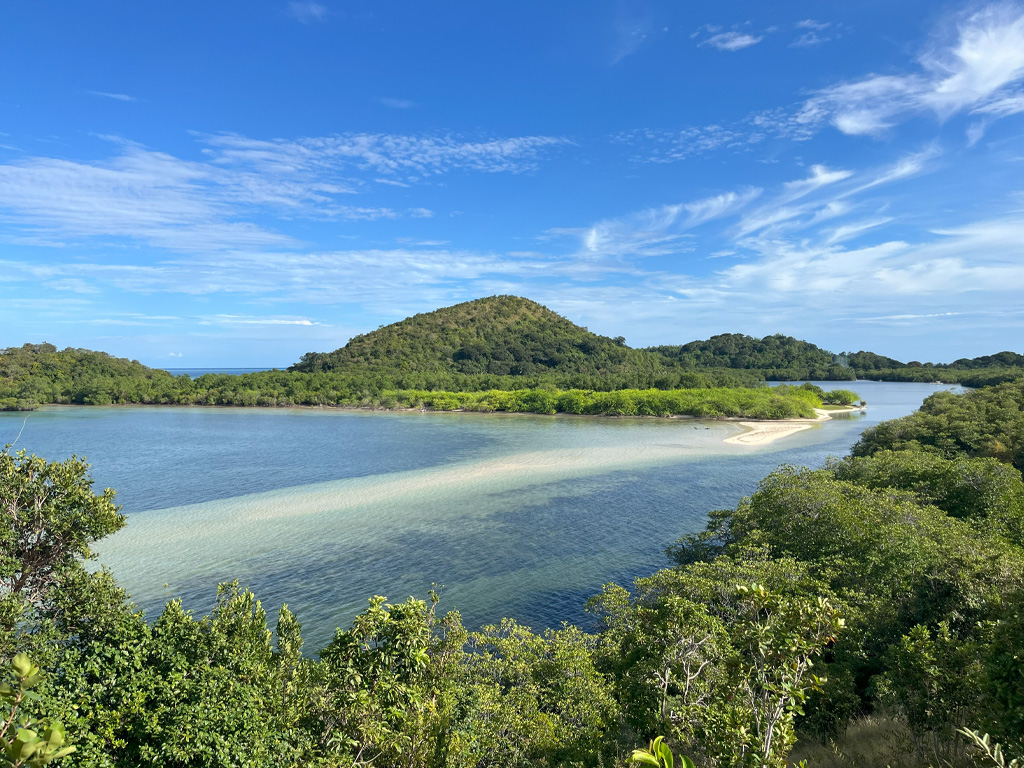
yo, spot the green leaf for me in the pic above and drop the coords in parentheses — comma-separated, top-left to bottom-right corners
(627, 752, 662, 767)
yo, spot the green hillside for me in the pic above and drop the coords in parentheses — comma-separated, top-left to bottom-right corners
(6, 297, 1024, 413)
(648, 332, 847, 378)
(0, 343, 180, 408)
(290, 295, 656, 377)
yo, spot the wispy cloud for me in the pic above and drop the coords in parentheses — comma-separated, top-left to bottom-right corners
(288, 1, 328, 24)
(619, 4, 1024, 164)
(858, 311, 962, 323)
(610, 5, 657, 65)
(692, 24, 765, 51)
(86, 90, 136, 102)
(550, 187, 762, 259)
(705, 31, 763, 51)
(199, 314, 323, 326)
(613, 125, 762, 163)
(200, 131, 568, 179)
(5, 143, 1023, 355)
(792, 2, 1024, 137)
(790, 19, 838, 48)
(0, 130, 568, 252)
(379, 97, 416, 109)
(0, 248, 582, 306)
(734, 165, 854, 236)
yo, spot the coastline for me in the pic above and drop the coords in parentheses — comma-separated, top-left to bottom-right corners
(11, 402, 867, 447)
(723, 406, 865, 446)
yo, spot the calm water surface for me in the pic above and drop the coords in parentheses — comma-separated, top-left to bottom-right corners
(0, 381, 955, 649)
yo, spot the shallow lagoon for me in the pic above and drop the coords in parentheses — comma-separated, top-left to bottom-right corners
(0, 381, 955, 648)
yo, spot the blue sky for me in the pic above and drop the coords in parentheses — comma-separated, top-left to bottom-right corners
(2, 1, 1024, 367)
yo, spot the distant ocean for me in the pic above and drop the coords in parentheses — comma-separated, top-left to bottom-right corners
(161, 367, 273, 378)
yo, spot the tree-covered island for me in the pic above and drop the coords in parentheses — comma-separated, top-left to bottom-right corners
(3, 296, 1020, 415)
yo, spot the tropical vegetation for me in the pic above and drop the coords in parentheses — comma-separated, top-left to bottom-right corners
(3, 296, 1024, 413)
(2, 372, 1023, 766)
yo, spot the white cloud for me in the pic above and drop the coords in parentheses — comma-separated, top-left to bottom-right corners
(379, 97, 416, 109)
(707, 31, 763, 51)
(548, 188, 760, 260)
(693, 25, 765, 52)
(825, 217, 895, 244)
(200, 315, 321, 326)
(0, 130, 567, 252)
(288, 2, 328, 24)
(0, 247, 590, 306)
(734, 165, 853, 236)
(86, 91, 136, 102)
(858, 312, 961, 323)
(794, 2, 1024, 136)
(610, 7, 657, 65)
(613, 125, 762, 163)
(782, 164, 854, 197)
(0, 150, 299, 252)
(200, 131, 568, 178)
(791, 19, 837, 47)
(973, 90, 1024, 117)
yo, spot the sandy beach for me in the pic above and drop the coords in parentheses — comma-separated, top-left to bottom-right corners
(723, 407, 863, 446)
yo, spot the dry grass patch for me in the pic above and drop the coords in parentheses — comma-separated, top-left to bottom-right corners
(789, 716, 977, 768)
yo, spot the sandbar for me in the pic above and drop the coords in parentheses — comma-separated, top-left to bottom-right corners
(723, 407, 863, 446)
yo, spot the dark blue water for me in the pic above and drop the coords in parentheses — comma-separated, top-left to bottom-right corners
(0, 381, 954, 649)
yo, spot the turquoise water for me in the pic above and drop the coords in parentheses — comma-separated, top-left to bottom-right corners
(0, 381, 954, 649)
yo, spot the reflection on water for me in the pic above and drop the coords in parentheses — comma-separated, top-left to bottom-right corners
(0, 381, 956, 649)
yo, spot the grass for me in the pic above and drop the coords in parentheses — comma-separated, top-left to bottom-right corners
(789, 716, 978, 768)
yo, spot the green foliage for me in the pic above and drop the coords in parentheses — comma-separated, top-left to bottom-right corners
(853, 379, 1024, 471)
(831, 345, 1024, 385)
(5, 300, 1024, 412)
(0, 339, 768, 412)
(0, 343, 181, 410)
(0, 653, 74, 767)
(830, 450, 1024, 545)
(292, 295, 649, 378)
(629, 736, 695, 768)
(649, 333, 852, 381)
(961, 728, 1023, 768)
(458, 619, 618, 767)
(381, 386, 820, 419)
(589, 572, 842, 768)
(0, 450, 124, 646)
(723, 584, 843, 768)
(981, 591, 1024, 751)
(314, 592, 448, 766)
(6, 347, 1024, 767)
(875, 623, 981, 759)
(821, 389, 859, 405)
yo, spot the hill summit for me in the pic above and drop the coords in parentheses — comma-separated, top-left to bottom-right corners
(290, 296, 643, 376)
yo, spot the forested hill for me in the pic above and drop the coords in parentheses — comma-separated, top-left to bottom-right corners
(0, 343, 178, 408)
(647, 333, 842, 376)
(289, 296, 849, 380)
(290, 295, 1024, 384)
(5, 296, 1024, 411)
(290, 295, 657, 376)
